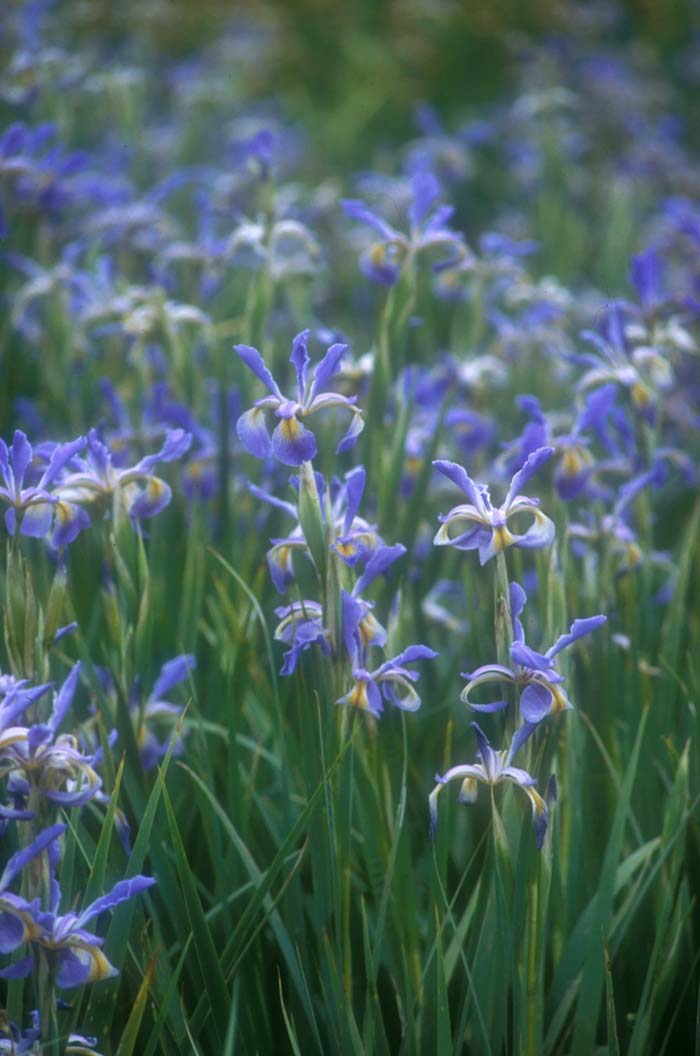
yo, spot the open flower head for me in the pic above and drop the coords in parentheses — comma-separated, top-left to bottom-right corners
(433, 447, 555, 564)
(236, 330, 364, 466)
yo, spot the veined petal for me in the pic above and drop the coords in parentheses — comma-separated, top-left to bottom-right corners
(237, 408, 272, 459)
(234, 343, 283, 398)
(20, 501, 54, 538)
(433, 505, 487, 548)
(519, 682, 552, 724)
(271, 417, 317, 466)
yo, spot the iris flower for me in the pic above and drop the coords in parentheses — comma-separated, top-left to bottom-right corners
(0, 431, 88, 545)
(429, 723, 552, 849)
(337, 586, 437, 718)
(235, 329, 364, 466)
(433, 447, 555, 564)
(341, 169, 465, 285)
(57, 428, 191, 520)
(461, 582, 606, 724)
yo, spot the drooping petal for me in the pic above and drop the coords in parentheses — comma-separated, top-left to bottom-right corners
(506, 501, 556, 552)
(56, 944, 118, 989)
(271, 417, 317, 467)
(520, 681, 555, 725)
(237, 407, 272, 459)
(234, 344, 283, 398)
(128, 477, 172, 520)
(133, 429, 192, 473)
(50, 501, 90, 548)
(336, 408, 365, 454)
(19, 500, 54, 538)
(460, 664, 515, 713)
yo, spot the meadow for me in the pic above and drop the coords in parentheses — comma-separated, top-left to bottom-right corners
(0, 1, 699, 1052)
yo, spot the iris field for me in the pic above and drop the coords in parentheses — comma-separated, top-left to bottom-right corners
(0, 1, 699, 1052)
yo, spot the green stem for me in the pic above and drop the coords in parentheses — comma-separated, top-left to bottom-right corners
(525, 870, 540, 1056)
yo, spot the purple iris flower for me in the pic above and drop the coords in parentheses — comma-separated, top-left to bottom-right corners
(337, 575, 437, 718)
(433, 447, 555, 564)
(429, 722, 552, 849)
(461, 583, 606, 725)
(341, 168, 465, 285)
(0, 663, 104, 811)
(135, 654, 195, 769)
(58, 428, 191, 520)
(250, 465, 383, 593)
(273, 600, 329, 676)
(235, 330, 364, 467)
(0, 824, 66, 965)
(0, 431, 88, 545)
(6, 867, 156, 989)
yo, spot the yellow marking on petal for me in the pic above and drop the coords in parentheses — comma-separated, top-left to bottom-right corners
(493, 524, 515, 551)
(405, 456, 422, 477)
(549, 683, 570, 713)
(459, 777, 478, 803)
(562, 449, 583, 477)
(625, 542, 643, 568)
(334, 541, 357, 558)
(280, 417, 302, 441)
(631, 382, 652, 408)
(346, 680, 371, 711)
(359, 613, 383, 646)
